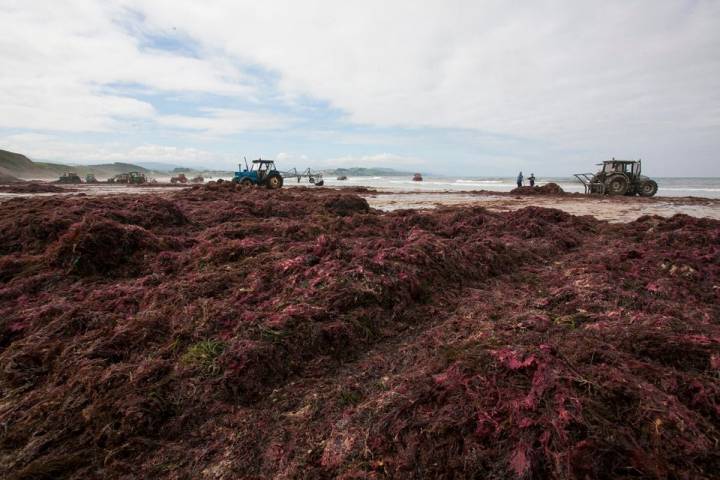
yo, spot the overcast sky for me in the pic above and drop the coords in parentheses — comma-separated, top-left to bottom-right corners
(1, 0, 718, 175)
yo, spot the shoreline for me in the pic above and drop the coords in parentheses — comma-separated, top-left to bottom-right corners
(2, 182, 720, 222)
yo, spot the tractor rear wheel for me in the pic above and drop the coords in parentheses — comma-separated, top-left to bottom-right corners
(266, 174, 283, 189)
(240, 178, 253, 187)
(639, 180, 658, 197)
(606, 175, 629, 196)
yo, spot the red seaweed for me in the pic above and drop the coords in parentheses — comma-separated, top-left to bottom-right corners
(0, 184, 718, 479)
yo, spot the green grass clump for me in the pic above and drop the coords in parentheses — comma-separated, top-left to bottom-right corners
(338, 389, 362, 407)
(181, 339, 225, 376)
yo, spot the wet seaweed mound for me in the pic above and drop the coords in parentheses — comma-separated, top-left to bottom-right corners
(511, 182, 565, 195)
(0, 172, 20, 184)
(0, 186, 718, 479)
(323, 194, 371, 216)
(0, 183, 70, 193)
(50, 218, 162, 276)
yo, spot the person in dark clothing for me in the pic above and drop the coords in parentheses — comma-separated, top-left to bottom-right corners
(516, 171, 523, 188)
(528, 173, 536, 187)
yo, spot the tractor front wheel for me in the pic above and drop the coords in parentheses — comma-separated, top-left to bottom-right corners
(639, 180, 658, 197)
(240, 178, 253, 187)
(606, 175, 629, 196)
(266, 174, 283, 189)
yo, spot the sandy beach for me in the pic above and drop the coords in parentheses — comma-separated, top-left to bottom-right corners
(364, 191, 720, 222)
(4, 182, 720, 223)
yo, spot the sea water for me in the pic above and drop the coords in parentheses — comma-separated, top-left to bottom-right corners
(316, 176, 720, 198)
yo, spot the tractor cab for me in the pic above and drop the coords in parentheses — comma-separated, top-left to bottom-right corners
(58, 172, 82, 184)
(253, 159, 277, 182)
(233, 158, 284, 189)
(127, 171, 147, 184)
(600, 159, 641, 179)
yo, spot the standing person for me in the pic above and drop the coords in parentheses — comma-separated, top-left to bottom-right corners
(516, 171, 523, 188)
(529, 173, 536, 187)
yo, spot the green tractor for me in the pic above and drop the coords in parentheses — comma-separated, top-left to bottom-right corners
(575, 159, 658, 197)
(108, 171, 147, 184)
(57, 172, 82, 184)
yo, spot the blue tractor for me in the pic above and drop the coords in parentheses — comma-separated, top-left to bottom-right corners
(232, 158, 284, 189)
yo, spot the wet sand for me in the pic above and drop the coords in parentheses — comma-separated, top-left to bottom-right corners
(0, 182, 188, 199)
(2, 182, 719, 222)
(364, 191, 720, 222)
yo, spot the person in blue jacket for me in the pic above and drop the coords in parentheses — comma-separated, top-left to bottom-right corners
(516, 171, 523, 188)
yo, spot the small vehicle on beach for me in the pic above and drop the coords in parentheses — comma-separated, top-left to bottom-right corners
(57, 172, 82, 184)
(233, 158, 284, 189)
(85, 174, 99, 183)
(575, 159, 658, 197)
(171, 173, 188, 184)
(108, 171, 147, 184)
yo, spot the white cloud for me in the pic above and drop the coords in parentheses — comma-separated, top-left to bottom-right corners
(269, 152, 423, 170)
(157, 108, 295, 135)
(276, 152, 308, 162)
(0, 133, 226, 166)
(313, 153, 425, 169)
(0, 0, 252, 132)
(126, 0, 720, 164)
(1, 1, 719, 173)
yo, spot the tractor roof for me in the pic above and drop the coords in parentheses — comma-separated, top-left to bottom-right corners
(252, 159, 275, 164)
(602, 159, 640, 164)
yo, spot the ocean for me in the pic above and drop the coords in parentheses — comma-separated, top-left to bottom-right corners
(313, 176, 720, 198)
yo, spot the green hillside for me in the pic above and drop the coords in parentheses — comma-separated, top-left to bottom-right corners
(0, 149, 148, 180)
(320, 167, 415, 176)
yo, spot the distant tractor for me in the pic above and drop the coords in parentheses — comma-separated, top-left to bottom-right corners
(58, 172, 82, 184)
(171, 173, 188, 184)
(575, 159, 658, 197)
(108, 171, 147, 184)
(232, 158, 284, 189)
(85, 174, 99, 184)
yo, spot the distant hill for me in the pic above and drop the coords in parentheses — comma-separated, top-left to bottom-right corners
(320, 167, 416, 176)
(0, 149, 148, 180)
(135, 161, 194, 172)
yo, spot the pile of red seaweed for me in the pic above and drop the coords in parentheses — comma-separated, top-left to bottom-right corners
(0, 183, 718, 479)
(0, 173, 20, 184)
(511, 182, 565, 195)
(0, 182, 72, 194)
